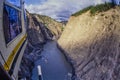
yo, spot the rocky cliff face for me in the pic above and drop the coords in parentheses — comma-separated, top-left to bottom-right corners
(58, 6, 120, 80)
(19, 12, 63, 79)
(32, 14, 63, 39)
(27, 13, 63, 44)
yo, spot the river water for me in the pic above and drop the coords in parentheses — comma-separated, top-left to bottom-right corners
(31, 41, 72, 80)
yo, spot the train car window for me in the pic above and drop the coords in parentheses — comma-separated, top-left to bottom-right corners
(6, 0, 21, 7)
(3, 5, 22, 44)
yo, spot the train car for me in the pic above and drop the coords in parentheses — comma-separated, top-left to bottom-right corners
(0, 0, 27, 80)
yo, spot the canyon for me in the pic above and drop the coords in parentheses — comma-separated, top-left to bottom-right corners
(18, 11, 64, 79)
(19, 5, 120, 80)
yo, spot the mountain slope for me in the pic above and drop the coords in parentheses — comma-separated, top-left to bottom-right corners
(58, 6, 120, 80)
(32, 14, 63, 39)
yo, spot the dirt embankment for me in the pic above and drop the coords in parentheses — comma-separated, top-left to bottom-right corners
(58, 6, 120, 80)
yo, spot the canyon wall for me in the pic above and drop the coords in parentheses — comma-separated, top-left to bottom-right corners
(58, 6, 120, 80)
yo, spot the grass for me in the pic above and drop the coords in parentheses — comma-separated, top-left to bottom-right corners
(72, 3, 115, 16)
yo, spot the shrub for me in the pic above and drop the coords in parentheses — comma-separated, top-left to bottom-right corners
(61, 27, 64, 31)
(72, 3, 115, 17)
(90, 3, 114, 15)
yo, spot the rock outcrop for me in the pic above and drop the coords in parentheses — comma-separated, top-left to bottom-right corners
(58, 6, 120, 80)
(32, 14, 63, 39)
(19, 11, 63, 79)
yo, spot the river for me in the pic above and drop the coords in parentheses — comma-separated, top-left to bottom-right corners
(31, 41, 72, 80)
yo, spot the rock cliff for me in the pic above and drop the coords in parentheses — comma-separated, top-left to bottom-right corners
(58, 6, 120, 80)
(19, 11, 63, 79)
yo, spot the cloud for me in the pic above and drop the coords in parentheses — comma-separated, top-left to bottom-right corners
(25, 0, 111, 21)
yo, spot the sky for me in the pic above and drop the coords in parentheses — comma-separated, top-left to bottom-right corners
(25, 0, 112, 21)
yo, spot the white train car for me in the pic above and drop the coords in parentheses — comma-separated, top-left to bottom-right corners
(0, 0, 27, 80)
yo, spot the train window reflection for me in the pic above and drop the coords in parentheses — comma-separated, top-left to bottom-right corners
(6, 0, 21, 7)
(3, 5, 22, 44)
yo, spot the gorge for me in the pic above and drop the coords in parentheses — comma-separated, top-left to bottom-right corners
(18, 11, 73, 80)
(19, 3, 120, 80)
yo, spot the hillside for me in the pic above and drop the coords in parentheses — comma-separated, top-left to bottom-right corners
(32, 14, 63, 39)
(58, 6, 120, 80)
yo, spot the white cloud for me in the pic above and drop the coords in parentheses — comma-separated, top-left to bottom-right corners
(25, 0, 111, 21)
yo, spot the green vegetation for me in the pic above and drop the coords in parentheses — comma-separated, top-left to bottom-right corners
(72, 3, 115, 16)
(90, 3, 114, 15)
(61, 27, 64, 31)
(72, 6, 93, 16)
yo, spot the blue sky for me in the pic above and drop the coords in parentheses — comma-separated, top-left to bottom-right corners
(25, 0, 111, 21)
